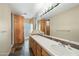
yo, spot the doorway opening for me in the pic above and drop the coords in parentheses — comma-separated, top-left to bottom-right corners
(24, 23, 33, 40)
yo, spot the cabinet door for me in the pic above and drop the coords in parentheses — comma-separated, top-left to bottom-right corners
(42, 49, 48, 56)
(31, 38, 34, 51)
(37, 44, 42, 56)
(33, 41, 37, 56)
(29, 37, 32, 48)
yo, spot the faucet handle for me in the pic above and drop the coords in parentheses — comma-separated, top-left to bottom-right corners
(65, 44, 72, 50)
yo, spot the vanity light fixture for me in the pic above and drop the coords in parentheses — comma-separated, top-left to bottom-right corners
(40, 3, 60, 16)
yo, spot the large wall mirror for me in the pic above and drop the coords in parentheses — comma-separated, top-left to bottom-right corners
(38, 18, 50, 35)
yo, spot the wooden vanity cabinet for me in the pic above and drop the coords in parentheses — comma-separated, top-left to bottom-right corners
(37, 44, 42, 56)
(29, 37, 33, 49)
(33, 40, 37, 56)
(42, 49, 48, 56)
(29, 37, 37, 56)
(29, 36, 49, 56)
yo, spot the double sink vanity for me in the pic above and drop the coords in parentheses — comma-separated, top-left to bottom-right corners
(29, 34, 79, 56)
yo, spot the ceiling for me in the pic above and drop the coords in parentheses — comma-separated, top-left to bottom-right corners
(6, 3, 79, 19)
(43, 3, 79, 19)
(7, 3, 37, 19)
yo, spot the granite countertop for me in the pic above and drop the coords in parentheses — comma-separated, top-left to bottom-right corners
(31, 35, 79, 56)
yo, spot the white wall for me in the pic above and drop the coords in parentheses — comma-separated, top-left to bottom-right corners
(50, 5, 79, 43)
(0, 4, 11, 56)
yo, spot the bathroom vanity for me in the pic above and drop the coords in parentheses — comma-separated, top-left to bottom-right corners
(29, 36, 49, 56)
(29, 34, 79, 56)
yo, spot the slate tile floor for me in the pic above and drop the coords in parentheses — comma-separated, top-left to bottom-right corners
(9, 39, 33, 56)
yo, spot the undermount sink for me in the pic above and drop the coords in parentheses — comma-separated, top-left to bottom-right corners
(65, 45, 79, 55)
(50, 45, 72, 56)
(50, 43, 79, 56)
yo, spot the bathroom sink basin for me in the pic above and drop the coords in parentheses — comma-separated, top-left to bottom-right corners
(50, 45, 72, 55)
(50, 44, 79, 56)
(65, 45, 79, 55)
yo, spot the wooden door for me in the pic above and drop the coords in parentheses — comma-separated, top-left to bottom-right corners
(14, 15, 24, 44)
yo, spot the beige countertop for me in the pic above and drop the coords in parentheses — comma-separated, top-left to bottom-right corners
(31, 35, 79, 56)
